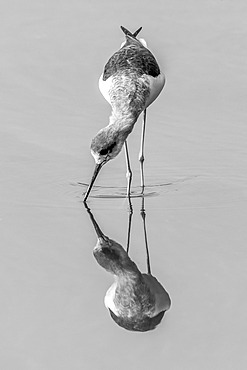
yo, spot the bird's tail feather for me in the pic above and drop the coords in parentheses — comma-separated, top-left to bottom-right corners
(120, 26, 142, 39)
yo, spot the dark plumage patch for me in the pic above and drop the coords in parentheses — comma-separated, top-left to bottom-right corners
(103, 42, 160, 80)
(101, 246, 120, 261)
(99, 141, 116, 156)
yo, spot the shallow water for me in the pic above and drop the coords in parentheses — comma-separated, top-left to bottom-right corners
(1, 0, 247, 369)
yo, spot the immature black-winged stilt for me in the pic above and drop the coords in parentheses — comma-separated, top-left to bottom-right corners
(84, 26, 165, 201)
(85, 201, 171, 332)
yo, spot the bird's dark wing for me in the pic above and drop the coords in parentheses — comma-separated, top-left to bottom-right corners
(103, 45, 160, 80)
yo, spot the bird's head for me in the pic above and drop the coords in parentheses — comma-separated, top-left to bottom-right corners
(84, 125, 130, 201)
(85, 203, 136, 275)
(91, 127, 125, 165)
(93, 236, 133, 275)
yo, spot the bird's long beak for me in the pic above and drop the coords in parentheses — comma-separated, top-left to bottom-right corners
(84, 162, 104, 202)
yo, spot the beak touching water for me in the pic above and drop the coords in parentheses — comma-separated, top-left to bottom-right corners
(84, 162, 104, 202)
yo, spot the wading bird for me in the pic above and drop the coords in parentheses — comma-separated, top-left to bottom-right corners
(85, 201, 171, 332)
(84, 26, 165, 201)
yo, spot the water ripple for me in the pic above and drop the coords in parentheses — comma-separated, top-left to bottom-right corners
(74, 176, 196, 199)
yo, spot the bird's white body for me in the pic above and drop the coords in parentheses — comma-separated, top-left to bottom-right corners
(99, 37, 165, 110)
(98, 36, 165, 111)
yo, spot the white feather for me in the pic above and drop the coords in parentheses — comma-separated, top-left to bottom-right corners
(104, 282, 118, 315)
(98, 73, 112, 105)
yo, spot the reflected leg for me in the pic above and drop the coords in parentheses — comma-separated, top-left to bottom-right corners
(140, 196, 151, 274)
(126, 197, 133, 254)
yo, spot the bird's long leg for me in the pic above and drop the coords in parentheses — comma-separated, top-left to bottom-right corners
(139, 109, 147, 194)
(124, 140, 132, 198)
(140, 196, 151, 274)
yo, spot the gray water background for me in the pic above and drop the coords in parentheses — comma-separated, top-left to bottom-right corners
(1, 0, 247, 369)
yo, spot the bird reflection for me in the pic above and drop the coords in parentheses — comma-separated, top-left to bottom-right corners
(84, 198, 171, 332)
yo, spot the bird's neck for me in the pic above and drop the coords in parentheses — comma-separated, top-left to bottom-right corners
(115, 272, 143, 289)
(107, 111, 138, 141)
(111, 254, 143, 282)
(114, 270, 143, 300)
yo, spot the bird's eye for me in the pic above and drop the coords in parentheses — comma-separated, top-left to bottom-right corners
(99, 142, 116, 156)
(99, 148, 109, 155)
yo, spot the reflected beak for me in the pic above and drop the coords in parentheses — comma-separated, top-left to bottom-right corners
(84, 162, 104, 202)
(92, 217, 106, 241)
(84, 202, 108, 241)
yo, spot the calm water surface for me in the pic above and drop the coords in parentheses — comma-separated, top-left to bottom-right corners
(1, 0, 247, 369)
